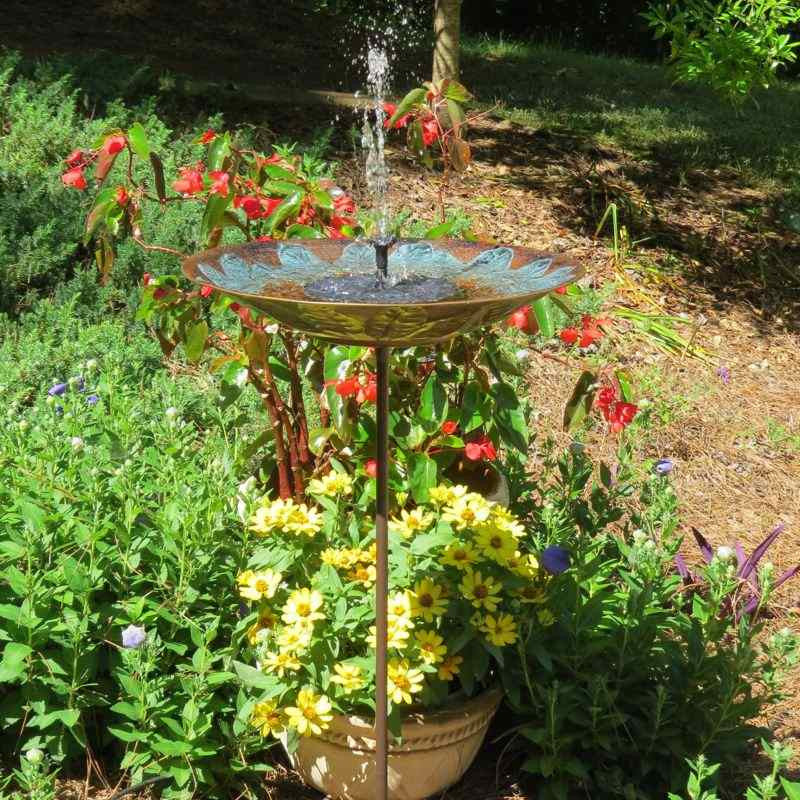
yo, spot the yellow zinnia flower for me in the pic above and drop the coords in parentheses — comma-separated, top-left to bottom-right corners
(512, 553, 541, 579)
(391, 508, 434, 538)
(246, 608, 279, 645)
(368, 617, 412, 650)
(249, 498, 322, 537)
(285, 688, 333, 737)
(460, 570, 501, 613)
(282, 588, 325, 626)
(411, 579, 448, 622)
(480, 613, 518, 647)
(387, 658, 424, 705)
(277, 624, 312, 653)
(489, 506, 526, 539)
(387, 591, 413, 623)
(428, 484, 469, 506)
(308, 471, 353, 498)
(286, 503, 322, 537)
(330, 663, 366, 694)
(347, 564, 377, 587)
(250, 699, 285, 737)
(441, 494, 492, 530)
(263, 651, 301, 677)
(437, 654, 463, 681)
(474, 525, 517, 566)
(415, 630, 447, 665)
(238, 569, 282, 602)
(440, 542, 479, 570)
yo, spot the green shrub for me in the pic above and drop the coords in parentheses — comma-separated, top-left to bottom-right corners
(502, 451, 799, 799)
(0, 304, 271, 797)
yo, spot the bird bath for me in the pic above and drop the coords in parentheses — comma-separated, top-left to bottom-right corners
(183, 236, 581, 800)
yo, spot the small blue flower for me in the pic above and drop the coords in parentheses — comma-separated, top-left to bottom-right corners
(541, 545, 570, 575)
(48, 383, 67, 397)
(121, 624, 147, 649)
(654, 458, 674, 476)
(86, 394, 99, 406)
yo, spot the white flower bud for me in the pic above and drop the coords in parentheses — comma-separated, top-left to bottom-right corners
(515, 349, 531, 362)
(46, 396, 55, 406)
(18, 419, 29, 431)
(25, 748, 44, 764)
(265, 323, 279, 335)
(715, 545, 735, 562)
(85, 359, 98, 371)
(165, 406, 179, 419)
(70, 436, 84, 451)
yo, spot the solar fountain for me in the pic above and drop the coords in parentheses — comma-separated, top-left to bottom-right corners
(182, 47, 582, 800)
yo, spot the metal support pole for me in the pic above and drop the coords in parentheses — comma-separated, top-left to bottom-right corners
(374, 345, 390, 800)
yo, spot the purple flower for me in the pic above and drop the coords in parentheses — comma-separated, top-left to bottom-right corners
(716, 366, 730, 385)
(48, 383, 67, 397)
(121, 624, 147, 649)
(541, 545, 571, 575)
(86, 394, 99, 406)
(654, 458, 674, 476)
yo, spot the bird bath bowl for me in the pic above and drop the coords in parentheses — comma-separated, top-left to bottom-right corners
(182, 236, 582, 800)
(183, 238, 583, 346)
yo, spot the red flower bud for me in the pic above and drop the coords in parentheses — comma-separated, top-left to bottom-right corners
(142, 273, 151, 285)
(65, 149, 84, 167)
(507, 307, 530, 331)
(200, 285, 214, 298)
(335, 377, 359, 397)
(102, 134, 126, 156)
(421, 116, 439, 147)
(200, 129, 216, 144)
(229, 302, 241, 312)
(153, 288, 168, 300)
(61, 167, 87, 190)
(554, 285, 568, 294)
(441, 420, 458, 435)
(365, 459, 378, 478)
(208, 170, 229, 197)
(115, 186, 129, 206)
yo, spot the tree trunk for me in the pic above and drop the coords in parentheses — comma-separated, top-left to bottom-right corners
(432, 0, 462, 84)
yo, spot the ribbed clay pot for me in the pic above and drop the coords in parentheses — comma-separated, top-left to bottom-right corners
(281, 687, 503, 800)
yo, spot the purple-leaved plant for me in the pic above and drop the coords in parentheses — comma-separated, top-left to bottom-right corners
(675, 524, 799, 618)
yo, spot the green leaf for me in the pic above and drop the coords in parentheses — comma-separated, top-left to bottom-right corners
(262, 180, 304, 197)
(563, 371, 596, 432)
(443, 80, 473, 103)
(110, 701, 144, 722)
(781, 778, 800, 800)
(200, 192, 230, 245)
(531, 296, 555, 340)
(0, 642, 31, 683)
(308, 427, 333, 456)
(408, 453, 438, 503)
(263, 164, 298, 182)
(418, 374, 448, 432)
(185, 320, 208, 363)
(312, 189, 334, 212)
(615, 369, 633, 402)
(388, 87, 427, 127)
(264, 191, 303, 234)
(207, 132, 231, 171)
(285, 223, 323, 239)
(233, 661, 280, 691)
(84, 188, 116, 242)
(127, 122, 150, 160)
(424, 220, 455, 239)
(490, 382, 528, 452)
(323, 346, 354, 443)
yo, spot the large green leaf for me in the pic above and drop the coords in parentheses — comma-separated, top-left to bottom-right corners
(388, 87, 427, 127)
(127, 122, 150, 160)
(263, 164, 298, 182)
(200, 192, 230, 245)
(443, 80, 473, 103)
(285, 223, 323, 239)
(490, 382, 528, 452)
(0, 642, 31, 683)
(207, 132, 231, 171)
(418, 374, 448, 432)
(531, 296, 555, 340)
(323, 345, 354, 443)
(408, 452, 438, 503)
(563, 371, 597, 432)
(264, 192, 302, 234)
(84, 188, 116, 242)
(185, 320, 208, 363)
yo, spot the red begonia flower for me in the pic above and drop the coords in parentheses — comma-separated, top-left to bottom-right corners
(61, 167, 87, 190)
(115, 186, 129, 206)
(559, 327, 579, 345)
(441, 421, 458, 435)
(200, 285, 214, 298)
(209, 170, 229, 197)
(173, 166, 204, 195)
(65, 149, 84, 168)
(102, 134, 127, 156)
(200, 129, 216, 144)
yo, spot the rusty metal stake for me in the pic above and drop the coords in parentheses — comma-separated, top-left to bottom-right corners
(374, 344, 390, 800)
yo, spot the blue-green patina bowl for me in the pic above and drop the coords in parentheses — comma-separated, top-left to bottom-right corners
(183, 238, 582, 346)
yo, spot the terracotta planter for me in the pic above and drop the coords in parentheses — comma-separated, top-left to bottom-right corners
(281, 687, 503, 800)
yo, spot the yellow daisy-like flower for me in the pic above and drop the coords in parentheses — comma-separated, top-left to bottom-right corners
(250, 699, 285, 737)
(517, 584, 547, 604)
(368, 617, 412, 650)
(411, 579, 448, 622)
(391, 508, 434, 538)
(277, 624, 312, 653)
(428, 484, 469, 507)
(512, 553, 541, 579)
(474, 525, 517, 566)
(360, 542, 377, 564)
(387, 658, 425, 705)
(437, 654, 463, 681)
(237, 569, 255, 587)
(249, 498, 322, 537)
(308, 471, 353, 498)
(441, 494, 492, 530)
(263, 651, 301, 677)
(460, 570, 501, 613)
(387, 591, 413, 623)
(489, 506, 526, 539)
(238, 569, 282, 602)
(247, 608, 279, 645)
(415, 630, 447, 665)
(480, 613, 518, 647)
(537, 609, 555, 627)
(321, 548, 349, 568)
(440, 542, 479, 570)
(285, 688, 333, 737)
(282, 588, 325, 626)
(348, 564, 377, 587)
(330, 663, 366, 694)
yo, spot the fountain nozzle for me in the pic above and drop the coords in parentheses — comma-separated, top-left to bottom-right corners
(371, 235, 396, 281)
